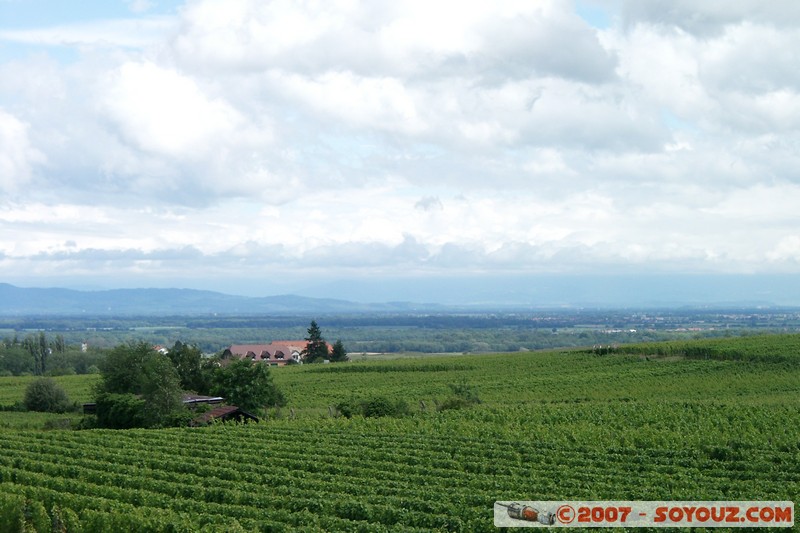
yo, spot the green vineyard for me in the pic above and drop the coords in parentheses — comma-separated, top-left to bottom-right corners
(0, 374, 100, 408)
(1, 335, 799, 531)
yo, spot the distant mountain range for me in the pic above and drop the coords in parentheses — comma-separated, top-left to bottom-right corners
(0, 283, 434, 315)
(2, 274, 799, 315)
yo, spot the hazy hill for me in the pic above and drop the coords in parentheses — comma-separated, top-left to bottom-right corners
(0, 283, 428, 315)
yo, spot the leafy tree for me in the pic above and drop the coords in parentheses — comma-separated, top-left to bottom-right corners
(167, 341, 210, 393)
(23, 332, 49, 376)
(0, 346, 34, 375)
(94, 393, 147, 429)
(23, 377, 72, 413)
(52, 334, 66, 354)
(99, 341, 155, 394)
(211, 359, 286, 412)
(46, 349, 104, 375)
(38, 331, 48, 374)
(95, 341, 187, 428)
(302, 320, 329, 363)
(141, 353, 185, 427)
(330, 340, 348, 362)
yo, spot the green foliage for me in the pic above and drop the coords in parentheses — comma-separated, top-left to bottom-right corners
(436, 396, 473, 411)
(49, 505, 80, 533)
(334, 398, 357, 418)
(0, 491, 25, 533)
(303, 361, 476, 374)
(437, 380, 481, 411)
(23, 378, 72, 413)
(42, 418, 74, 431)
(99, 341, 155, 395)
(302, 320, 329, 363)
(94, 393, 147, 429)
(0, 374, 100, 409)
(22, 332, 49, 376)
(211, 359, 286, 412)
(0, 333, 798, 531)
(140, 354, 185, 427)
(0, 331, 100, 377)
(336, 396, 409, 418)
(361, 396, 408, 418)
(0, 347, 34, 376)
(166, 341, 209, 393)
(329, 340, 348, 362)
(52, 335, 66, 354)
(46, 367, 76, 377)
(5, 310, 800, 355)
(22, 499, 49, 533)
(95, 342, 187, 428)
(585, 333, 800, 364)
(46, 350, 104, 376)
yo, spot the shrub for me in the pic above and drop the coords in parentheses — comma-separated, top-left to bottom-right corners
(362, 396, 396, 418)
(437, 396, 475, 411)
(23, 378, 72, 413)
(338, 396, 409, 418)
(437, 380, 481, 411)
(94, 392, 147, 429)
(448, 381, 481, 404)
(335, 399, 357, 419)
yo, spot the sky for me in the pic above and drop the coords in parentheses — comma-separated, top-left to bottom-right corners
(1, 0, 800, 305)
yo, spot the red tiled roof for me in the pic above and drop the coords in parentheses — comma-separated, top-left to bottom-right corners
(225, 341, 331, 365)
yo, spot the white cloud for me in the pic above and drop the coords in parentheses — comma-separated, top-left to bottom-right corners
(102, 61, 244, 157)
(700, 23, 800, 94)
(276, 71, 426, 135)
(170, 0, 356, 72)
(0, 17, 177, 49)
(0, 109, 44, 191)
(619, 0, 800, 36)
(767, 235, 800, 265)
(127, 0, 154, 14)
(171, 0, 616, 81)
(2, 0, 800, 293)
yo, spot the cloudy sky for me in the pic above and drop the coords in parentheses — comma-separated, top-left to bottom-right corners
(1, 0, 799, 304)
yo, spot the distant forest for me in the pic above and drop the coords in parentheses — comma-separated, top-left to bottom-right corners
(2, 308, 799, 360)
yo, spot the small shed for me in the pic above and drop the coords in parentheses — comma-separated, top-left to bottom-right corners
(192, 405, 259, 426)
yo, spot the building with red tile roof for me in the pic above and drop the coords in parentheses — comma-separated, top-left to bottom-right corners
(222, 341, 333, 366)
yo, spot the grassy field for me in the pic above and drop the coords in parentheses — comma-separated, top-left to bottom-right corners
(0, 335, 799, 531)
(0, 373, 100, 407)
(0, 374, 100, 430)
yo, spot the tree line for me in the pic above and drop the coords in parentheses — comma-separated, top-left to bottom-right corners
(18, 321, 348, 429)
(0, 332, 103, 377)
